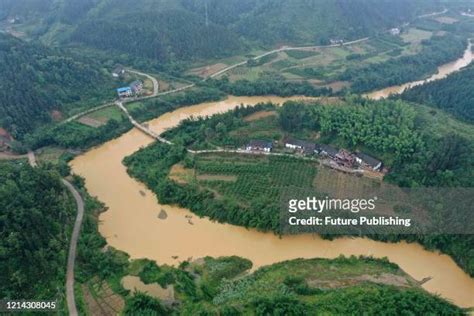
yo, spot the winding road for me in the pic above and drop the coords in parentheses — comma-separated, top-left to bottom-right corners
(63, 179, 84, 316)
(26, 151, 84, 316)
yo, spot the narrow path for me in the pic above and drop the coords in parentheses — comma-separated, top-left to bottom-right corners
(26, 151, 84, 316)
(63, 179, 85, 316)
(27, 151, 37, 167)
(127, 69, 160, 97)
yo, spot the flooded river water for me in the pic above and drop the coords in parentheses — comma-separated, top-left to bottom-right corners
(367, 41, 473, 100)
(72, 53, 474, 308)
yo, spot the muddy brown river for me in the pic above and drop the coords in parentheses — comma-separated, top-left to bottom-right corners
(72, 71, 474, 307)
(367, 41, 473, 100)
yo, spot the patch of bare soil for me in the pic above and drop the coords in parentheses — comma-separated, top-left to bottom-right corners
(244, 111, 277, 122)
(78, 116, 106, 128)
(188, 63, 228, 78)
(307, 273, 411, 289)
(169, 163, 194, 184)
(357, 273, 410, 287)
(197, 174, 237, 182)
(51, 110, 63, 121)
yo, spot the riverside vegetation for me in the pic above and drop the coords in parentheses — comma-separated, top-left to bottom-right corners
(125, 99, 474, 277)
(1, 0, 474, 314)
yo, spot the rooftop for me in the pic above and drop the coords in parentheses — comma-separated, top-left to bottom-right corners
(286, 138, 315, 149)
(248, 140, 273, 148)
(316, 144, 338, 156)
(356, 153, 382, 167)
(117, 87, 131, 93)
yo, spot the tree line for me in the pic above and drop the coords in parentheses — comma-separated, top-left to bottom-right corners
(341, 35, 467, 93)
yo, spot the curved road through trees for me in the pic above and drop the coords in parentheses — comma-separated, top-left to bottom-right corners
(63, 179, 84, 316)
(27, 151, 84, 316)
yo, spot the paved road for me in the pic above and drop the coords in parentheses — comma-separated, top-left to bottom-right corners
(127, 69, 160, 97)
(64, 103, 115, 124)
(26, 151, 83, 316)
(417, 8, 448, 18)
(208, 37, 370, 79)
(63, 179, 84, 316)
(66, 36, 371, 123)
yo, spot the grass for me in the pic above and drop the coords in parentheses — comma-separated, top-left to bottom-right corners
(87, 106, 125, 122)
(125, 101, 146, 112)
(285, 50, 320, 60)
(35, 146, 67, 163)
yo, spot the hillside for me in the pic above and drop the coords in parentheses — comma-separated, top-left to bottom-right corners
(0, 161, 75, 300)
(120, 256, 463, 315)
(0, 33, 115, 138)
(2, 0, 445, 63)
(401, 63, 474, 123)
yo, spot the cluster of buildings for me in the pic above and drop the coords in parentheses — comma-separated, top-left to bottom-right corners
(245, 137, 383, 172)
(112, 65, 144, 97)
(117, 80, 143, 98)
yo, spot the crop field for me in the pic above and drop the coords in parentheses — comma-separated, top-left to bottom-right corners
(87, 105, 125, 123)
(313, 166, 421, 216)
(194, 153, 317, 203)
(218, 29, 434, 85)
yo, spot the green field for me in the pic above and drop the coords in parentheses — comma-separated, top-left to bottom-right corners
(194, 153, 317, 204)
(87, 106, 125, 122)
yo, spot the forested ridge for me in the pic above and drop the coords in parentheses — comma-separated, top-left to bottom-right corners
(401, 63, 474, 123)
(0, 162, 75, 300)
(0, 33, 115, 138)
(2, 0, 441, 62)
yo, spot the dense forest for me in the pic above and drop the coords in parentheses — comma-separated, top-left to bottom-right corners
(1, 0, 443, 62)
(0, 161, 75, 300)
(341, 35, 468, 92)
(401, 63, 474, 123)
(0, 33, 115, 138)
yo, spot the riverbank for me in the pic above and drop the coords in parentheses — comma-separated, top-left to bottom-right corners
(71, 95, 474, 308)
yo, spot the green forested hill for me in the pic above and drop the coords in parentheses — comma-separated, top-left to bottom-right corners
(401, 63, 474, 123)
(2, 0, 446, 62)
(0, 161, 75, 300)
(0, 33, 115, 137)
(70, 9, 243, 61)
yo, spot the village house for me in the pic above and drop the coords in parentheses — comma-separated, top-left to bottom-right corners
(330, 38, 344, 45)
(112, 65, 125, 78)
(285, 138, 316, 155)
(246, 140, 273, 152)
(117, 87, 132, 98)
(315, 144, 338, 158)
(130, 80, 144, 94)
(335, 149, 355, 168)
(355, 153, 383, 171)
(390, 28, 401, 36)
